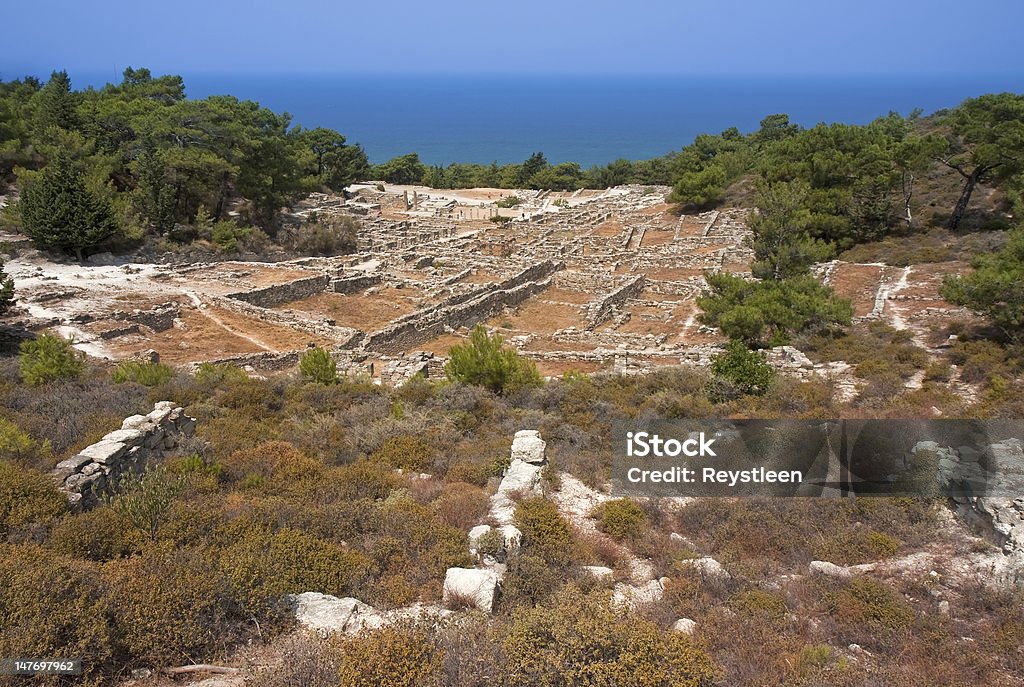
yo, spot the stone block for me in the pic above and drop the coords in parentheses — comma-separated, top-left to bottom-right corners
(442, 567, 501, 613)
(101, 429, 146, 447)
(78, 441, 127, 465)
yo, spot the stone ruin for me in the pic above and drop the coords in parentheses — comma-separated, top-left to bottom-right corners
(50, 401, 196, 508)
(442, 429, 549, 613)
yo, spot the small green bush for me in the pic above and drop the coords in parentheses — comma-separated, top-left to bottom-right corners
(513, 497, 575, 565)
(710, 341, 776, 396)
(728, 588, 788, 620)
(827, 576, 913, 635)
(194, 361, 249, 386)
(445, 325, 542, 394)
(336, 623, 442, 687)
(593, 498, 648, 541)
(299, 346, 337, 384)
(19, 334, 86, 385)
(112, 360, 174, 386)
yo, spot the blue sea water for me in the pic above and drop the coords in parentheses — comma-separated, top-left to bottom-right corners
(79, 72, 1024, 167)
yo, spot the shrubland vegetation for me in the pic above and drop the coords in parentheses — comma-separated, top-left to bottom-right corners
(0, 323, 1021, 682)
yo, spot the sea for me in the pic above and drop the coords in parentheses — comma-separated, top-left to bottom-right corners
(73, 72, 1024, 168)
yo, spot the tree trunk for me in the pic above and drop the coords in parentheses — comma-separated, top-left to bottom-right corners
(946, 170, 978, 232)
(902, 172, 914, 228)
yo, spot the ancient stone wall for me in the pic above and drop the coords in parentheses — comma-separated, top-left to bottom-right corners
(585, 275, 646, 330)
(331, 274, 382, 294)
(227, 274, 331, 307)
(51, 401, 196, 508)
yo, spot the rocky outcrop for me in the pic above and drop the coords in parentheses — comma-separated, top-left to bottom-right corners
(51, 401, 196, 508)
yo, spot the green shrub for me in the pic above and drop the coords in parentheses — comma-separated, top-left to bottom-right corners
(728, 588, 788, 620)
(194, 361, 249, 386)
(300, 346, 337, 384)
(210, 219, 251, 252)
(0, 460, 67, 535)
(48, 506, 141, 562)
(0, 417, 50, 465)
(105, 465, 184, 540)
(18, 334, 86, 384)
(217, 526, 371, 623)
(496, 195, 521, 208)
(827, 576, 913, 636)
(513, 497, 575, 564)
(445, 325, 542, 394)
(710, 341, 776, 396)
(112, 360, 174, 386)
(593, 498, 648, 541)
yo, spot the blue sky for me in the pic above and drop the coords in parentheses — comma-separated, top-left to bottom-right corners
(3, 0, 1023, 78)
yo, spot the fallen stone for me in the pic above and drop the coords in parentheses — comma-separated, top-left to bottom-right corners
(442, 567, 501, 613)
(809, 560, 853, 579)
(612, 578, 664, 609)
(671, 618, 697, 634)
(289, 592, 384, 635)
(680, 556, 730, 583)
(580, 565, 614, 580)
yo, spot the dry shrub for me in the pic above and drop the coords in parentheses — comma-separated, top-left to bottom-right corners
(372, 434, 440, 472)
(0, 544, 114, 680)
(48, 506, 141, 561)
(503, 585, 716, 687)
(0, 460, 67, 536)
(103, 544, 242, 665)
(336, 622, 442, 687)
(429, 482, 489, 531)
(222, 440, 323, 488)
(247, 633, 341, 687)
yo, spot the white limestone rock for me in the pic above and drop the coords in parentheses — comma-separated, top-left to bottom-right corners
(510, 429, 547, 465)
(809, 560, 854, 579)
(679, 556, 730, 583)
(671, 618, 697, 634)
(580, 565, 614, 580)
(442, 567, 502, 613)
(289, 592, 384, 635)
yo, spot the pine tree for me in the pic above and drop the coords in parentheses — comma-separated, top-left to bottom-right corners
(0, 259, 13, 315)
(19, 157, 118, 260)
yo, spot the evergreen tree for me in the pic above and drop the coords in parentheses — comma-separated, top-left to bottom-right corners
(33, 70, 78, 134)
(0, 259, 13, 315)
(941, 222, 1024, 341)
(18, 156, 118, 260)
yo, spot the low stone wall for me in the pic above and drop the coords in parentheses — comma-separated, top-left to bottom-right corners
(227, 274, 331, 308)
(331, 274, 382, 294)
(364, 278, 552, 354)
(113, 302, 180, 333)
(585, 275, 646, 330)
(211, 295, 364, 345)
(51, 401, 197, 508)
(194, 350, 305, 373)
